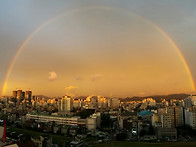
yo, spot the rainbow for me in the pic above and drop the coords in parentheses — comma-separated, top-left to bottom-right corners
(1, 6, 195, 97)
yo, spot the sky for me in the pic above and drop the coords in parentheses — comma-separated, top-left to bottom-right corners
(0, 0, 196, 97)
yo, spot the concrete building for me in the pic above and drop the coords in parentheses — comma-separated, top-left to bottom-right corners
(184, 96, 192, 108)
(192, 96, 196, 106)
(83, 95, 98, 109)
(87, 117, 97, 131)
(184, 95, 196, 108)
(97, 96, 108, 109)
(118, 111, 137, 130)
(158, 108, 166, 115)
(17, 90, 23, 101)
(58, 96, 73, 112)
(87, 112, 101, 131)
(157, 128, 177, 139)
(25, 90, 32, 102)
(26, 112, 100, 132)
(90, 96, 98, 109)
(160, 114, 174, 128)
(158, 106, 183, 128)
(139, 110, 153, 122)
(108, 98, 120, 108)
(26, 113, 86, 126)
(17, 90, 22, 99)
(73, 99, 83, 108)
(12, 90, 26, 102)
(12, 91, 17, 98)
(174, 106, 184, 127)
(185, 107, 196, 129)
(151, 114, 159, 127)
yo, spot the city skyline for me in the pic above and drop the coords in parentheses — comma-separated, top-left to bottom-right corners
(1, 1, 196, 97)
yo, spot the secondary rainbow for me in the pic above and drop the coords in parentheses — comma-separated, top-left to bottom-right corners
(1, 6, 195, 97)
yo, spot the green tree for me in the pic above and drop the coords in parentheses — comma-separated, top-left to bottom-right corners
(116, 132, 127, 141)
(101, 113, 112, 128)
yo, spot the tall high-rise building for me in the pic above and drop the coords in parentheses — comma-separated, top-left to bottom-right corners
(12, 91, 17, 98)
(16, 90, 24, 102)
(58, 96, 73, 112)
(90, 96, 98, 109)
(97, 96, 108, 109)
(158, 106, 184, 128)
(174, 106, 184, 127)
(16, 90, 22, 99)
(22, 92, 25, 100)
(25, 90, 32, 102)
(12, 90, 26, 102)
(185, 107, 196, 129)
(184, 96, 192, 108)
(160, 114, 174, 128)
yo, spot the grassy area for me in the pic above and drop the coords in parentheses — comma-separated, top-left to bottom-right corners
(93, 141, 196, 147)
(7, 126, 72, 147)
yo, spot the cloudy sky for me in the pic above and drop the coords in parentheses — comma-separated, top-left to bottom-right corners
(0, 0, 196, 97)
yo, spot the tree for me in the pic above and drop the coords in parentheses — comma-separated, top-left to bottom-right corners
(101, 113, 112, 128)
(139, 129, 146, 137)
(147, 125, 155, 135)
(116, 132, 127, 141)
(75, 109, 95, 119)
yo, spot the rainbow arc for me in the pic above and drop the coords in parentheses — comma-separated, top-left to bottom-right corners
(1, 6, 195, 97)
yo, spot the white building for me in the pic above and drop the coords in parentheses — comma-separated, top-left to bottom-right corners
(58, 96, 73, 112)
(87, 112, 101, 131)
(151, 113, 159, 127)
(185, 108, 196, 129)
(26, 113, 86, 126)
(184, 96, 196, 108)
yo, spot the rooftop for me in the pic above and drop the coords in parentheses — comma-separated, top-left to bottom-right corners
(139, 110, 153, 116)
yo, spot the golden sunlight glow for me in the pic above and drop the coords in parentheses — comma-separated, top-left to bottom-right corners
(2, 7, 194, 97)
